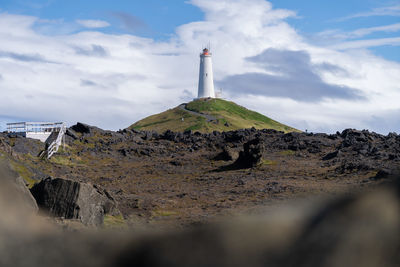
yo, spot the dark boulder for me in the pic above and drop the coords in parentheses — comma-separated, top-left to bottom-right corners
(224, 130, 247, 143)
(372, 169, 393, 180)
(335, 160, 374, 174)
(31, 177, 80, 219)
(183, 130, 193, 135)
(282, 132, 307, 151)
(340, 129, 370, 148)
(65, 129, 78, 140)
(214, 146, 239, 161)
(307, 145, 321, 154)
(70, 123, 109, 139)
(141, 131, 157, 141)
(30, 177, 119, 226)
(71, 122, 91, 134)
(233, 138, 264, 168)
(162, 130, 179, 142)
(322, 150, 341, 161)
(169, 160, 183, 166)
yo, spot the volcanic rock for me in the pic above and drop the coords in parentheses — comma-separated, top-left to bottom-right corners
(65, 129, 78, 140)
(340, 129, 369, 148)
(372, 169, 393, 180)
(214, 146, 239, 161)
(233, 138, 264, 168)
(71, 122, 91, 134)
(30, 177, 119, 226)
(322, 150, 341, 161)
(6, 136, 44, 156)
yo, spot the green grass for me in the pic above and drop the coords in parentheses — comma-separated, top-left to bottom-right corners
(279, 150, 296, 156)
(187, 98, 299, 132)
(262, 159, 277, 165)
(152, 210, 178, 217)
(187, 98, 271, 122)
(184, 116, 207, 131)
(129, 98, 299, 133)
(130, 108, 203, 132)
(103, 214, 126, 228)
(50, 156, 73, 165)
(49, 144, 86, 166)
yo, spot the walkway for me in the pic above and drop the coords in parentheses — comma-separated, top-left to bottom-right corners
(178, 104, 218, 122)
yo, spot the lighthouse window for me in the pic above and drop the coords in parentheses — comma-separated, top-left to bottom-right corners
(206, 73, 208, 77)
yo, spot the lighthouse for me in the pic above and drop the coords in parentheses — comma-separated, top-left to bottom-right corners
(197, 48, 215, 98)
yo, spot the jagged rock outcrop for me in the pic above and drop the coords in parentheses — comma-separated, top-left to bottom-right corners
(214, 146, 239, 161)
(71, 122, 91, 134)
(30, 177, 119, 226)
(65, 129, 78, 140)
(233, 138, 264, 168)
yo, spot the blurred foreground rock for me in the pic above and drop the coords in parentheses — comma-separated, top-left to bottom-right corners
(1, 165, 399, 267)
(115, 179, 400, 267)
(0, 156, 38, 212)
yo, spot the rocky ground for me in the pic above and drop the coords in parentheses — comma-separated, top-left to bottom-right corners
(0, 151, 399, 267)
(1, 123, 399, 227)
(1, 124, 400, 266)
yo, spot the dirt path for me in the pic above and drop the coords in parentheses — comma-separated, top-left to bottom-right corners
(178, 103, 218, 122)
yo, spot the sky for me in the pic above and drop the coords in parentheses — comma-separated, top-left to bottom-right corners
(0, 0, 399, 134)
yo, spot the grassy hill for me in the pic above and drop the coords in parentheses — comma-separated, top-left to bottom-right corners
(129, 98, 299, 133)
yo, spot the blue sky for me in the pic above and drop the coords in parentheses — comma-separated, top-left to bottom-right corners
(0, 0, 399, 133)
(1, 0, 399, 60)
(2, 0, 399, 51)
(0, 0, 204, 38)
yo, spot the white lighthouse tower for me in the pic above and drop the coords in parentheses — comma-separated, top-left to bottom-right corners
(197, 48, 215, 98)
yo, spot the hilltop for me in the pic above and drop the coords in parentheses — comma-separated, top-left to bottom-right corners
(129, 98, 299, 133)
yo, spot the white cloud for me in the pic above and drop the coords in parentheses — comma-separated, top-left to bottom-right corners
(76, 19, 110, 29)
(349, 23, 400, 37)
(0, 1, 399, 134)
(336, 5, 400, 21)
(318, 23, 400, 40)
(329, 37, 400, 50)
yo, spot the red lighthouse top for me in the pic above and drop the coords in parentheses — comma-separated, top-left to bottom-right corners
(202, 48, 209, 55)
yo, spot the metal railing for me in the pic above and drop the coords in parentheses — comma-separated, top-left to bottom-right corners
(6, 122, 66, 159)
(47, 125, 66, 159)
(7, 122, 65, 133)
